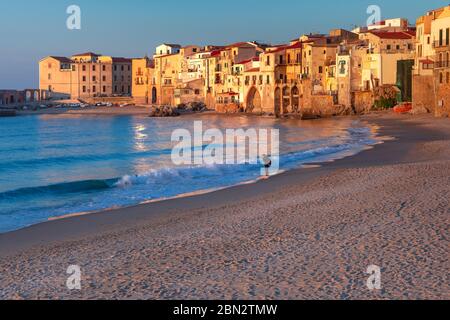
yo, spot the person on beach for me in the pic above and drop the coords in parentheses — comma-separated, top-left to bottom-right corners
(262, 154, 272, 177)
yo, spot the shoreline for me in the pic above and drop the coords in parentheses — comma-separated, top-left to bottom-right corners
(0, 114, 385, 251)
(0, 113, 449, 300)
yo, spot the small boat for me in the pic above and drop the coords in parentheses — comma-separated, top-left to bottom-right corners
(393, 103, 412, 114)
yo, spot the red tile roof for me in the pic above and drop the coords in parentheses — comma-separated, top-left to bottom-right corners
(369, 31, 415, 39)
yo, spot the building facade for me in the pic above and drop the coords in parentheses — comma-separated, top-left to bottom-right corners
(39, 52, 132, 100)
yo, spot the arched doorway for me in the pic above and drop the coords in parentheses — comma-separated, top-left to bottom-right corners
(246, 87, 261, 113)
(274, 87, 281, 117)
(151, 87, 157, 104)
(282, 86, 290, 114)
(291, 86, 299, 113)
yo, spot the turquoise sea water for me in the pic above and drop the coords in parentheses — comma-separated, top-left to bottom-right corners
(0, 114, 379, 233)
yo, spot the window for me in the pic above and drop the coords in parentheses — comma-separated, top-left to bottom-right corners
(266, 56, 270, 66)
(121, 66, 124, 71)
(266, 75, 270, 84)
(103, 86, 106, 93)
(440, 29, 443, 46)
(92, 65, 96, 72)
(48, 63, 52, 69)
(387, 45, 392, 50)
(102, 76, 106, 81)
(82, 86, 86, 93)
(447, 28, 450, 45)
(287, 54, 291, 64)
(82, 76, 86, 82)
(128, 65, 131, 71)
(440, 72, 443, 84)
(92, 86, 96, 93)
(122, 86, 125, 92)
(48, 73, 51, 80)
(319, 66, 323, 74)
(114, 65, 117, 71)
(396, 45, 400, 50)
(195, 89, 200, 95)
(114, 86, 118, 93)
(82, 65, 86, 71)
(72, 65, 76, 71)
(447, 72, 450, 84)
(427, 37, 430, 45)
(92, 76, 96, 82)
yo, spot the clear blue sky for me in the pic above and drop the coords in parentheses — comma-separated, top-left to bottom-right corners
(0, 0, 446, 89)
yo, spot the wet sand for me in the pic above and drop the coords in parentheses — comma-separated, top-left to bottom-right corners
(0, 113, 449, 300)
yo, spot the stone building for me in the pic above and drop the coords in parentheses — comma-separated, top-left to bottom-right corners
(39, 52, 132, 100)
(413, 5, 450, 116)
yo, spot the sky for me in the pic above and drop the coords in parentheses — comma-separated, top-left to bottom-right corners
(0, 0, 447, 89)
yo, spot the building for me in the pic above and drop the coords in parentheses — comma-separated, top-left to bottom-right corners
(154, 44, 181, 57)
(413, 5, 450, 116)
(131, 57, 155, 105)
(39, 53, 132, 100)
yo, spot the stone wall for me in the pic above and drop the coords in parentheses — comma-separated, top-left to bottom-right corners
(354, 90, 374, 114)
(436, 83, 450, 117)
(412, 75, 435, 114)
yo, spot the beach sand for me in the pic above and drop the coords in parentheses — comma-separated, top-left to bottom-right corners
(0, 113, 449, 300)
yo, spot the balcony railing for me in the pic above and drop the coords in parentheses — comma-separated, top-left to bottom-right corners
(435, 60, 450, 68)
(433, 41, 450, 49)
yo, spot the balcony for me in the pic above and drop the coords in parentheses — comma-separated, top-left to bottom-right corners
(435, 60, 450, 68)
(433, 41, 450, 49)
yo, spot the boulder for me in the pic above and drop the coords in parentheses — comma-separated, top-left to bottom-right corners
(149, 105, 180, 117)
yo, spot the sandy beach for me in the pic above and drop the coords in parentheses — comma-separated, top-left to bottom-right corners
(0, 113, 449, 300)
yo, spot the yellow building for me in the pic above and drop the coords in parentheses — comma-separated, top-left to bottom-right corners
(131, 57, 155, 105)
(39, 52, 132, 100)
(413, 5, 450, 116)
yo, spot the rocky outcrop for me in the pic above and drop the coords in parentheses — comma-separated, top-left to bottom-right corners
(149, 106, 180, 117)
(177, 102, 208, 113)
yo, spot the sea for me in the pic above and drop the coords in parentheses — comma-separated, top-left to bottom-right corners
(0, 113, 380, 233)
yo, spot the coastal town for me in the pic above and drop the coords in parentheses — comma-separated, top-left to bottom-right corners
(0, 4, 449, 119)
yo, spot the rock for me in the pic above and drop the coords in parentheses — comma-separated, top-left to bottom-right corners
(410, 105, 431, 115)
(149, 105, 180, 117)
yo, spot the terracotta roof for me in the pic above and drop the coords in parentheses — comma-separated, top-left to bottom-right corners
(210, 50, 222, 57)
(420, 58, 434, 64)
(368, 31, 415, 39)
